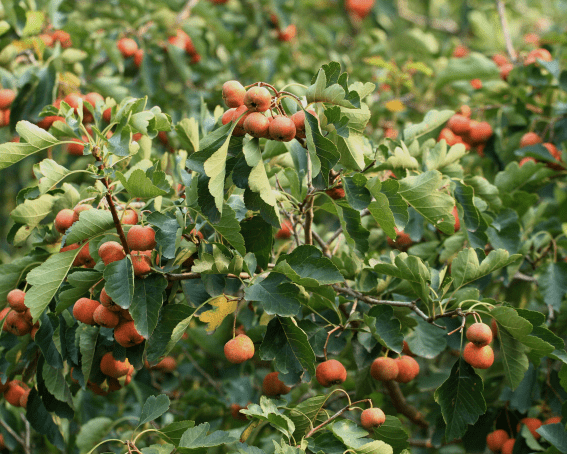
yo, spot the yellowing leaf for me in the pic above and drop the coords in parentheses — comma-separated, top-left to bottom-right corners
(385, 100, 405, 113)
(198, 295, 238, 332)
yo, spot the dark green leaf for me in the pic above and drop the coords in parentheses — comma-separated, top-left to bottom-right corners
(244, 273, 301, 317)
(131, 274, 167, 339)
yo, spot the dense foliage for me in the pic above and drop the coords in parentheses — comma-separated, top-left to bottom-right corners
(0, 1, 566, 453)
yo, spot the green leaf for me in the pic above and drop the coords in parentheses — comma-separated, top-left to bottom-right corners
(35, 159, 82, 194)
(203, 128, 233, 215)
(0, 121, 60, 170)
(138, 395, 170, 427)
(367, 198, 397, 240)
(10, 194, 54, 227)
(25, 390, 65, 450)
(397, 171, 455, 235)
(402, 110, 454, 142)
(241, 397, 296, 439)
(65, 209, 115, 244)
(244, 138, 277, 208)
(494, 160, 555, 194)
(342, 174, 371, 210)
(25, 248, 76, 322)
(103, 257, 134, 309)
(333, 201, 370, 255)
(372, 416, 409, 454)
(76, 417, 113, 454)
(116, 168, 170, 199)
(176, 118, 200, 153)
(289, 395, 331, 439)
(245, 273, 301, 317)
(406, 317, 447, 359)
(147, 210, 181, 260)
(273, 245, 344, 287)
(78, 324, 99, 387)
(435, 53, 500, 88)
(201, 203, 246, 256)
(240, 216, 273, 270)
(0, 252, 49, 303)
(130, 274, 167, 339)
(141, 443, 176, 454)
(158, 421, 196, 445)
(42, 361, 72, 406)
(34, 313, 63, 369)
(178, 423, 237, 451)
(305, 111, 340, 185)
(424, 140, 467, 171)
(451, 248, 521, 290)
(260, 316, 316, 384)
(329, 419, 376, 449)
(536, 424, 567, 454)
(146, 304, 195, 363)
(434, 358, 486, 441)
(374, 253, 431, 303)
(364, 305, 404, 354)
(380, 179, 409, 229)
(307, 65, 360, 108)
(537, 262, 567, 311)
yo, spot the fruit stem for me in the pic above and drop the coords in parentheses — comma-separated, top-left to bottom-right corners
(323, 326, 341, 361)
(304, 398, 373, 439)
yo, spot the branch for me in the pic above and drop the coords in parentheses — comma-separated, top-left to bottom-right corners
(311, 230, 331, 258)
(496, 0, 517, 63)
(182, 349, 223, 393)
(175, 0, 199, 24)
(383, 380, 429, 428)
(0, 419, 25, 451)
(304, 399, 371, 439)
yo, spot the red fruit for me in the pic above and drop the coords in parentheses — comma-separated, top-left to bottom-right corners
(486, 429, 509, 452)
(4, 311, 32, 336)
(98, 241, 126, 265)
(360, 408, 386, 430)
(7, 289, 26, 312)
(4, 381, 27, 407)
(452, 206, 460, 232)
(501, 439, 515, 454)
(453, 45, 469, 58)
(0, 89, 15, 109)
(517, 417, 542, 439)
(544, 416, 562, 425)
(370, 357, 399, 381)
(78, 242, 95, 268)
(93, 305, 120, 328)
(524, 33, 540, 45)
(37, 115, 64, 130)
(190, 53, 201, 64)
(394, 355, 420, 383)
(315, 360, 347, 387)
(402, 340, 414, 356)
(524, 48, 552, 66)
(290, 110, 315, 139)
(387, 229, 413, 252)
(520, 157, 537, 166)
(230, 105, 250, 136)
(19, 389, 30, 408)
(275, 220, 293, 239)
(469, 121, 492, 143)
(345, 0, 375, 19)
(493, 54, 510, 66)
(134, 49, 144, 68)
(544, 143, 562, 161)
(463, 342, 494, 369)
(152, 356, 177, 373)
(103, 107, 112, 123)
(31, 323, 39, 340)
(244, 112, 270, 138)
(448, 114, 471, 135)
(243, 87, 272, 113)
(121, 209, 139, 225)
(325, 187, 346, 200)
(224, 334, 255, 364)
(466, 323, 493, 346)
(438, 127, 461, 146)
(500, 63, 513, 80)
(222, 108, 235, 125)
(100, 288, 121, 312)
(117, 38, 138, 58)
(132, 250, 153, 276)
(222, 81, 246, 108)
(73, 204, 93, 223)
(63, 92, 82, 114)
(52, 30, 72, 47)
(73, 298, 100, 325)
(100, 352, 133, 378)
(520, 132, 542, 148)
(127, 225, 157, 250)
(230, 403, 248, 420)
(120, 308, 133, 321)
(262, 372, 291, 396)
(114, 320, 144, 347)
(54, 209, 75, 233)
(83, 92, 104, 111)
(269, 115, 296, 142)
(277, 24, 296, 41)
(168, 35, 187, 51)
(66, 137, 86, 156)
(470, 79, 482, 89)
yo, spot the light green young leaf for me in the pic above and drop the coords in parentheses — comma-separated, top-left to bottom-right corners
(10, 194, 54, 227)
(0, 121, 60, 170)
(116, 168, 170, 199)
(65, 208, 115, 244)
(451, 249, 522, 290)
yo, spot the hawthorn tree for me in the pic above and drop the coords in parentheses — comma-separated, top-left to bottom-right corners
(0, 1, 565, 454)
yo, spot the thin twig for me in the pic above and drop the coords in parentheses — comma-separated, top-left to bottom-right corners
(175, 0, 199, 24)
(496, 0, 517, 63)
(311, 231, 331, 258)
(183, 349, 223, 393)
(384, 380, 429, 428)
(304, 399, 371, 439)
(0, 420, 25, 448)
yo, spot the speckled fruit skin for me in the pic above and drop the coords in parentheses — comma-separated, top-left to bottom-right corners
(448, 114, 471, 135)
(117, 38, 138, 58)
(100, 352, 133, 378)
(73, 298, 101, 325)
(452, 206, 460, 232)
(4, 311, 32, 336)
(224, 334, 255, 364)
(275, 221, 293, 239)
(231, 403, 248, 420)
(132, 250, 153, 276)
(73, 204, 93, 223)
(262, 372, 291, 396)
(395, 355, 420, 383)
(360, 408, 386, 430)
(315, 360, 347, 387)
(517, 417, 542, 439)
(469, 121, 492, 143)
(230, 105, 249, 136)
(98, 241, 126, 265)
(243, 86, 272, 112)
(463, 342, 494, 369)
(121, 209, 139, 225)
(127, 225, 157, 251)
(7, 289, 26, 312)
(486, 429, 509, 452)
(222, 81, 246, 108)
(244, 112, 270, 138)
(466, 323, 493, 346)
(370, 357, 399, 382)
(520, 132, 542, 148)
(114, 320, 144, 347)
(0, 89, 15, 109)
(387, 229, 413, 252)
(501, 439, 515, 454)
(325, 187, 346, 199)
(345, 0, 375, 19)
(93, 305, 120, 329)
(543, 416, 562, 425)
(54, 209, 75, 233)
(269, 115, 296, 142)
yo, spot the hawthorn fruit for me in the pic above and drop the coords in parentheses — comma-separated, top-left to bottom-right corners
(470, 78, 482, 89)
(520, 156, 537, 166)
(73, 204, 93, 223)
(394, 355, 420, 383)
(114, 320, 144, 347)
(452, 206, 460, 232)
(269, 115, 296, 142)
(466, 322, 493, 346)
(4, 380, 27, 407)
(222, 81, 246, 108)
(291, 109, 316, 139)
(0, 89, 15, 110)
(19, 389, 30, 408)
(52, 30, 72, 47)
(463, 342, 494, 369)
(345, 0, 375, 19)
(501, 439, 515, 454)
(544, 416, 562, 425)
(54, 209, 75, 233)
(93, 305, 120, 329)
(520, 132, 542, 148)
(66, 137, 86, 156)
(438, 127, 461, 146)
(387, 229, 413, 252)
(127, 225, 157, 251)
(517, 417, 542, 439)
(277, 24, 296, 41)
(262, 372, 291, 396)
(131, 250, 153, 276)
(224, 334, 255, 364)
(73, 298, 101, 325)
(524, 48, 552, 65)
(469, 121, 492, 143)
(360, 408, 386, 430)
(230, 105, 249, 136)
(243, 86, 272, 112)
(453, 45, 469, 58)
(370, 357, 399, 382)
(100, 352, 133, 378)
(134, 48, 144, 68)
(148, 356, 177, 373)
(77, 242, 95, 268)
(325, 187, 346, 200)
(315, 359, 347, 387)
(275, 220, 294, 239)
(448, 114, 471, 136)
(486, 429, 509, 452)
(4, 311, 32, 336)
(100, 288, 121, 312)
(544, 142, 562, 161)
(117, 38, 138, 58)
(7, 289, 26, 312)
(121, 209, 139, 225)
(230, 403, 248, 420)
(98, 241, 126, 265)
(244, 112, 270, 138)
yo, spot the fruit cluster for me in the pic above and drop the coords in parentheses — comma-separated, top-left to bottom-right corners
(486, 416, 562, 454)
(269, 15, 297, 42)
(0, 88, 15, 128)
(0, 290, 39, 338)
(0, 379, 31, 409)
(463, 322, 494, 369)
(221, 80, 313, 142)
(518, 131, 563, 168)
(438, 106, 493, 157)
(370, 350, 420, 384)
